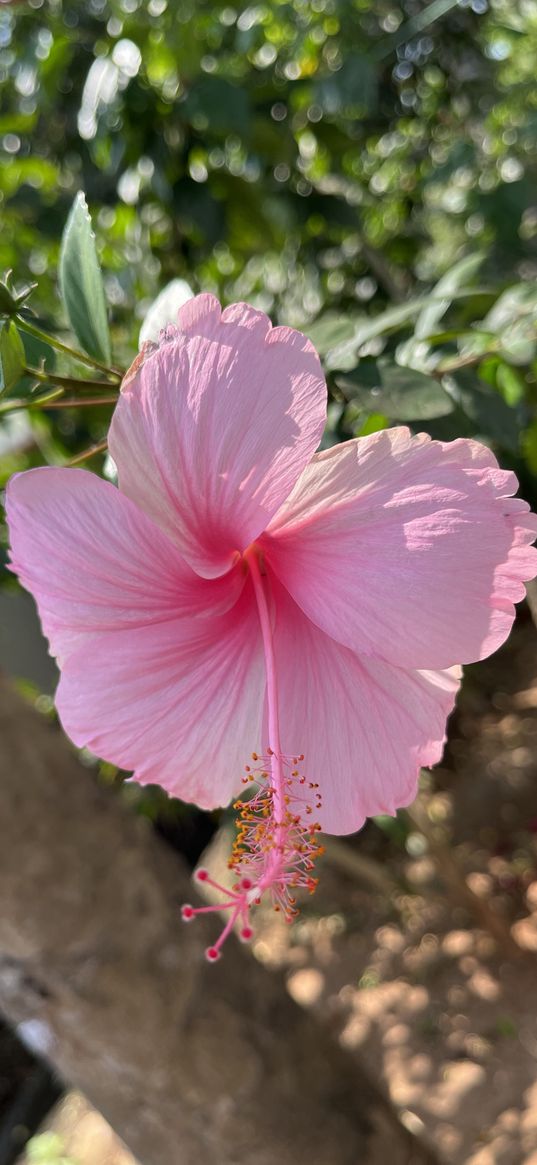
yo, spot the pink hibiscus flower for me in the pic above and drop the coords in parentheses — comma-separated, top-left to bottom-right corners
(6, 294, 537, 957)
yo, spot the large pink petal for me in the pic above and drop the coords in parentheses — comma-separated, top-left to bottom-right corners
(109, 294, 327, 578)
(6, 467, 243, 664)
(56, 582, 265, 809)
(263, 428, 537, 670)
(270, 578, 460, 835)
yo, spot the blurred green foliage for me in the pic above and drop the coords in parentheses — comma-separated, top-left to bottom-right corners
(25, 1131, 75, 1165)
(2, 0, 537, 502)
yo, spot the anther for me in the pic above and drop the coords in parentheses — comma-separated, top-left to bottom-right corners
(196, 749, 323, 964)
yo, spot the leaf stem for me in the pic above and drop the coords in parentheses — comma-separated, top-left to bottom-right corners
(16, 317, 123, 379)
(25, 366, 120, 392)
(67, 438, 109, 465)
(0, 388, 66, 413)
(435, 348, 499, 376)
(36, 395, 119, 409)
(0, 391, 117, 413)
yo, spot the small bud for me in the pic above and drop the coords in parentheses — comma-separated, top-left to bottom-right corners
(0, 272, 37, 317)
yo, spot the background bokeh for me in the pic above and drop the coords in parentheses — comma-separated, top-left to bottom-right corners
(2, 0, 537, 480)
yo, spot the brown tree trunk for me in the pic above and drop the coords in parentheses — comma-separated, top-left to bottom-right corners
(0, 678, 437, 1165)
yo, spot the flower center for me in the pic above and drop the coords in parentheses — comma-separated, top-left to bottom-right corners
(181, 545, 324, 961)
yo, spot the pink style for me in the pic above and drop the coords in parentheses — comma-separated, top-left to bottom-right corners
(6, 293, 537, 958)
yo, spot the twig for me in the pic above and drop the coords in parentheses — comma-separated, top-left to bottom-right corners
(0, 389, 65, 413)
(31, 395, 117, 409)
(68, 439, 108, 465)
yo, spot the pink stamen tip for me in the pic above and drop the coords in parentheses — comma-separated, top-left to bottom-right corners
(199, 746, 322, 965)
(181, 904, 195, 921)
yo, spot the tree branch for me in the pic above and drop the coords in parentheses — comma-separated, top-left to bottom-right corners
(0, 678, 437, 1165)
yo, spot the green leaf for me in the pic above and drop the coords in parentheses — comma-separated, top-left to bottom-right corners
(522, 419, 537, 474)
(496, 362, 525, 406)
(414, 254, 484, 341)
(327, 301, 428, 368)
(336, 359, 454, 421)
(373, 0, 464, 62)
(484, 283, 537, 331)
(59, 192, 111, 364)
(305, 313, 361, 356)
(324, 288, 492, 371)
(433, 329, 498, 375)
(450, 371, 523, 453)
(480, 286, 537, 365)
(395, 336, 433, 373)
(499, 320, 536, 366)
(13, 329, 56, 400)
(0, 321, 25, 396)
(356, 411, 389, 436)
(26, 1130, 75, 1165)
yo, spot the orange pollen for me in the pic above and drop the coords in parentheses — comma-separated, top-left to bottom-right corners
(181, 751, 324, 961)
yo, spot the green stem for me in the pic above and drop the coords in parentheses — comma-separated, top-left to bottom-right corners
(25, 366, 120, 392)
(68, 438, 108, 465)
(17, 317, 123, 379)
(37, 395, 119, 409)
(0, 388, 66, 414)
(435, 347, 499, 375)
(0, 392, 119, 413)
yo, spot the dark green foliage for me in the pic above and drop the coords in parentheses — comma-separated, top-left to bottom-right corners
(336, 360, 454, 422)
(1, 0, 537, 494)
